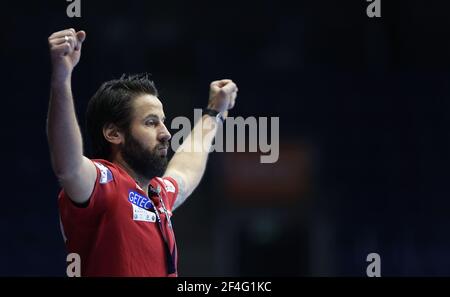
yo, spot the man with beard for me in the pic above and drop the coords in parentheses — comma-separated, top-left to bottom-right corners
(47, 28, 238, 276)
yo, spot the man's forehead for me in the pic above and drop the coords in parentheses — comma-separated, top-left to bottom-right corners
(132, 94, 165, 118)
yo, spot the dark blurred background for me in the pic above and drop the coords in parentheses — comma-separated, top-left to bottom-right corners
(1, 0, 450, 276)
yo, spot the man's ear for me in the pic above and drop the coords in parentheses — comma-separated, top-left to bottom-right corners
(103, 123, 124, 145)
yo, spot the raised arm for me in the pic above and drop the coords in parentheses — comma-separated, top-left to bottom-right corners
(164, 80, 238, 210)
(47, 28, 96, 204)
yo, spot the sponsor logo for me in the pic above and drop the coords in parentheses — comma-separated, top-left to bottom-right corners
(128, 190, 153, 210)
(94, 162, 113, 184)
(132, 204, 156, 223)
(164, 179, 176, 193)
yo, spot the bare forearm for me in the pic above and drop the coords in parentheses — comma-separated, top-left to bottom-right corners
(167, 115, 218, 195)
(165, 79, 237, 210)
(47, 75, 84, 179)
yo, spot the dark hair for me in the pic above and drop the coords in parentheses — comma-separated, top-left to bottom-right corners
(86, 73, 158, 160)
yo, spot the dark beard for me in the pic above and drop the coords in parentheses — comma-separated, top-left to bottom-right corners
(121, 132, 168, 180)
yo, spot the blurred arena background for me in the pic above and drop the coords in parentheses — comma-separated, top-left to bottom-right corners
(1, 0, 450, 276)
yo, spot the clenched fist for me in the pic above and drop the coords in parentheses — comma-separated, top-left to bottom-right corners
(48, 28, 86, 81)
(208, 79, 238, 119)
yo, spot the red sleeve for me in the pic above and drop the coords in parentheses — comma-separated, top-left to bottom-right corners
(58, 160, 117, 226)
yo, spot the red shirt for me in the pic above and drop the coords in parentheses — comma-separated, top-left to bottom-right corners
(58, 159, 179, 277)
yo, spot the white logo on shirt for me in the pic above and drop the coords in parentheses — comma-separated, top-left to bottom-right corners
(94, 162, 113, 184)
(132, 204, 156, 223)
(163, 179, 176, 193)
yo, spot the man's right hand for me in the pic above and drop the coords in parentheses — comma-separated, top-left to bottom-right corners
(48, 28, 86, 81)
(47, 28, 97, 205)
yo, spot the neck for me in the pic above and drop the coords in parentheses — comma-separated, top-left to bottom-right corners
(113, 154, 151, 195)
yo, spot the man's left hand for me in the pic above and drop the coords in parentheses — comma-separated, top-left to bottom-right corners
(207, 79, 238, 118)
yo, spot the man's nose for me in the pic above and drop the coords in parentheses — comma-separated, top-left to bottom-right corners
(159, 123, 171, 142)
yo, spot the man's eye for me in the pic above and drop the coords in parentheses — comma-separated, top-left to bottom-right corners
(145, 120, 157, 126)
